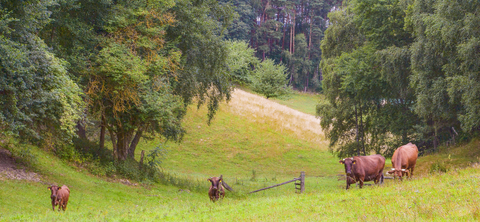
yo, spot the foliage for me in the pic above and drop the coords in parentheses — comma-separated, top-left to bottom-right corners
(146, 143, 168, 169)
(226, 40, 259, 84)
(22, 0, 237, 163)
(406, 0, 480, 149)
(167, 0, 235, 124)
(250, 59, 289, 99)
(0, 0, 84, 146)
(221, 0, 342, 91)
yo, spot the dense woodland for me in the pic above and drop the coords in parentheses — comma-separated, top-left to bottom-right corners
(316, 0, 480, 157)
(222, 0, 342, 91)
(1, 0, 479, 165)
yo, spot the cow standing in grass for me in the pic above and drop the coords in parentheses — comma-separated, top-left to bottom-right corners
(48, 185, 70, 211)
(208, 175, 225, 202)
(387, 143, 419, 180)
(339, 154, 385, 189)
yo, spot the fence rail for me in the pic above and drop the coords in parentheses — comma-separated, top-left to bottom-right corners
(249, 171, 305, 194)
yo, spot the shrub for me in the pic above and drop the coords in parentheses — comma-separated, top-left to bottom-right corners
(429, 162, 448, 174)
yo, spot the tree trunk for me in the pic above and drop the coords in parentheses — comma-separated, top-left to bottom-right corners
(99, 114, 105, 150)
(433, 121, 438, 151)
(355, 104, 360, 156)
(108, 128, 118, 161)
(360, 106, 365, 155)
(76, 121, 87, 140)
(116, 131, 134, 161)
(292, 10, 296, 55)
(127, 128, 144, 159)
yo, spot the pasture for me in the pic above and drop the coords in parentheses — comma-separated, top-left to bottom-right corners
(1, 90, 480, 221)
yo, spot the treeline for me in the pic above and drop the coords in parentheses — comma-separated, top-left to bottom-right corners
(317, 0, 480, 157)
(221, 0, 342, 92)
(0, 0, 236, 162)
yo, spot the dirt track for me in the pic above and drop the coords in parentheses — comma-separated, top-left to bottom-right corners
(0, 148, 41, 182)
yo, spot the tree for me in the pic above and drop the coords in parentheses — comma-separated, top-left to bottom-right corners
(406, 0, 464, 149)
(250, 59, 289, 99)
(40, 0, 236, 161)
(318, 0, 420, 157)
(226, 40, 260, 84)
(0, 0, 83, 145)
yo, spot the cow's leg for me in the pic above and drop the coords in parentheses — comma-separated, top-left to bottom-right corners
(409, 166, 415, 178)
(358, 177, 364, 188)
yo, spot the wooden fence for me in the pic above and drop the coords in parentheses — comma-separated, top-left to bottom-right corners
(249, 171, 305, 194)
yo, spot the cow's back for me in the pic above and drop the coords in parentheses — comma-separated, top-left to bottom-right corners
(354, 155, 385, 180)
(394, 143, 418, 168)
(58, 185, 70, 202)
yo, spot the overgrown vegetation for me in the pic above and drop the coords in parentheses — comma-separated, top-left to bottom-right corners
(317, 0, 480, 157)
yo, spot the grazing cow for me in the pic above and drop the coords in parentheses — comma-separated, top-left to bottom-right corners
(387, 143, 418, 180)
(207, 175, 225, 202)
(339, 154, 385, 190)
(47, 185, 70, 211)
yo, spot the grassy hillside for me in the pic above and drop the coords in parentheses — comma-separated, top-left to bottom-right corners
(271, 91, 323, 116)
(137, 88, 329, 181)
(2, 141, 480, 221)
(1, 90, 480, 221)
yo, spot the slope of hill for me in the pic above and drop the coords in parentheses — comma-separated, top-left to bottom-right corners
(1, 89, 480, 221)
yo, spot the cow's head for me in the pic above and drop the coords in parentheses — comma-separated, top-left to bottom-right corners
(208, 175, 223, 190)
(339, 158, 356, 176)
(386, 168, 409, 179)
(47, 185, 61, 204)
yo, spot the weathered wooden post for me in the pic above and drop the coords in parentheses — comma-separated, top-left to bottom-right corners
(300, 171, 305, 193)
(295, 171, 305, 194)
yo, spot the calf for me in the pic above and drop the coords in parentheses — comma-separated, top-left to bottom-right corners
(48, 185, 70, 211)
(387, 143, 419, 180)
(207, 175, 225, 202)
(339, 154, 385, 190)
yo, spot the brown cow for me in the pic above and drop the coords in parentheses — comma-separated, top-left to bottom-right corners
(207, 175, 225, 202)
(47, 185, 70, 211)
(387, 143, 418, 180)
(339, 154, 385, 190)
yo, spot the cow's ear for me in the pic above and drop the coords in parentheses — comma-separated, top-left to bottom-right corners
(339, 160, 344, 164)
(58, 187, 61, 190)
(352, 160, 356, 164)
(387, 170, 395, 174)
(207, 178, 212, 182)
(48, 187, 51, 190)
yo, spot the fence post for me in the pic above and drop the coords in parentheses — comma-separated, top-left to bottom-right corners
(300, 171, 305, 193)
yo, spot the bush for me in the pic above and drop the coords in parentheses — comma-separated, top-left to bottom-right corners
(250, 59, 289, 99)
(429, 162, 448, 174)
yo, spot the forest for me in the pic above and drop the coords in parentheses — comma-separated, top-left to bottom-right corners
(1, 0, 479, 160)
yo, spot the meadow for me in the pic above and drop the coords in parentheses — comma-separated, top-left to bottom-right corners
(1, 89, 480, 221)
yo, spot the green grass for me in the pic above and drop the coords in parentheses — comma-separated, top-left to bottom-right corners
(2, 144, 480, 221)
(2, 91, 480, 221)
(137, 104, 335, 180)
(271, 91, 323, 116)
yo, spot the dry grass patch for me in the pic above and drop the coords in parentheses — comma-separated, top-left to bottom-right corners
(226, 89, 326, 147)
